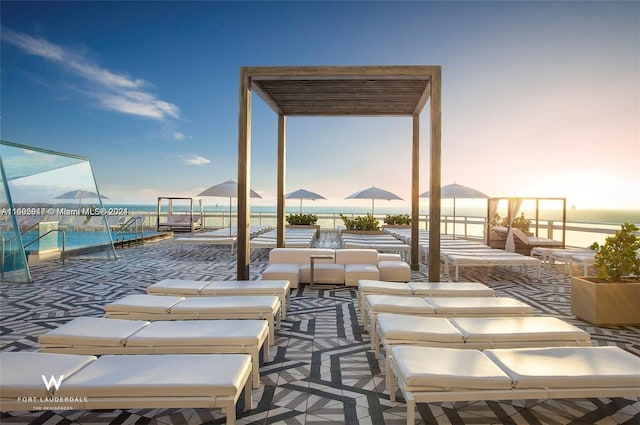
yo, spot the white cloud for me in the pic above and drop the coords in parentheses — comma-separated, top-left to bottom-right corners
(183, 155, 211, 166)
(2, 27, 179, 121)
(173, 131, 186, 140)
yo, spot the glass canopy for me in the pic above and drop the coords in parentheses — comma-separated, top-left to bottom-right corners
(0, 140, 116, 283)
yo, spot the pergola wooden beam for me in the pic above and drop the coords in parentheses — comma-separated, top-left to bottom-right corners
(237, 65, 442, 281)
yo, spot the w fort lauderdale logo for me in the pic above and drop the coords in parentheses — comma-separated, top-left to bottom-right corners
(42, 374, 64, 391)
(15, 374, 88, 410)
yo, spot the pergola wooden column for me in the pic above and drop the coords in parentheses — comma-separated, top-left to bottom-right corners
(237, 66, 442, 281)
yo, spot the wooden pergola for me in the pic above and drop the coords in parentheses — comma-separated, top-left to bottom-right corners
(237, 66, 442, 281)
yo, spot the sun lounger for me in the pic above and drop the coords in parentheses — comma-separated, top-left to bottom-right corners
(173, 236, 237, 254)
(38, 317, 269, 388)
(375, 314, 591, 360)
(387, 345, 640, 425)
(365, 295, 535, 351)
(357, 279, 495, 317)
(146, 279, 290, 319)
(104, 294, 281, 345)
(0, 351, 252, 425)
(443, 252, 542, 281)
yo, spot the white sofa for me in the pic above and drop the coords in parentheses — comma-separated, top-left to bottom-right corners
(261, 248, 411, 288)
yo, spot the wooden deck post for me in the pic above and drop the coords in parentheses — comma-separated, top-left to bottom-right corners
(411, 113, 420, 271)
(429, 67, 442, 282)
(277, 114, 286, 247)
(237, 68, 252, 280)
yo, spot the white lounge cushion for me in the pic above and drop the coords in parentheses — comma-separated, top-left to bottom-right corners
(38, 317, 149, 347)
(261, 263, 300, 288)
(200, 280, 289, 295)
(0, 352, 96, 397)
(344, 264, 380, 286)
(55, 354, 251, 397)
(336, 249, 379, 265)
(147, 279, 209, 295)
(268, 248, 334, 264)
(367, 295, 435, 314)
(377, 314, 463, 343)
(358, 280, 412, 295)
(104, 294, 184, 313)
(391, 346, 512, 391)
(485, 346, 640, 389)
(377, 261, 411, 282)
(426, 297, 534, 315)
(169, 296, 278, 314)
(452, 317, 591, 344)
(299, 263, 345, 283)
(126, 320, 268, 347)
(409, 281, 495, 297)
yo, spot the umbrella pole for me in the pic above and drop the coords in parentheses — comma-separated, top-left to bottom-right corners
(300, 198, 302, 213)
(453, 198, 456, 239)
(371, 198, 375, 215)
(229, 197, 232, 237)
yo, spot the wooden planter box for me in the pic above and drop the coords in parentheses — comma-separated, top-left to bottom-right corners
(286, 224, 320, 238)
(571, 277, 640, 326)
(341, 230, 386, 235)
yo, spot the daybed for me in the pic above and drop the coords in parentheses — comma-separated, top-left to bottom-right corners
(375, 314, 591, 360)
(442, 251, 542, 281)
(0, 351, 252, 425)
(388, 345, 640, 425)
(261, 248, 410, 288)
(104, 294, 281, 345)
(146, 279, 290, 319)
(357, 280, 495, 315)
(492, 226, 563, 255)
(38, 316, 268, 388)
(365, 295, 535, 351)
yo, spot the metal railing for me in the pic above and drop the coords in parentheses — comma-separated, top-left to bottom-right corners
(113, 216, 145, 243)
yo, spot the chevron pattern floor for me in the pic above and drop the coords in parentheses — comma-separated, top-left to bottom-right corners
(1, 236, 638, 424)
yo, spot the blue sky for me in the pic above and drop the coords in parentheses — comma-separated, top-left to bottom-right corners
(1, 1, 638, 210)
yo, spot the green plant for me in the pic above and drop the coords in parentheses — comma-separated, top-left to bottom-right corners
(286, 213, 318, 225)
(590, 222, 640, 282)
(340, 213, 381, 231)
(384, 214, 411, 225)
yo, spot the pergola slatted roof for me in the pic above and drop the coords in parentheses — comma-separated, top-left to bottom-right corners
(252, 79, 431, 116)
(236, 65, 442, 281)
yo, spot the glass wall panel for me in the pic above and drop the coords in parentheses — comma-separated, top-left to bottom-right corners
(0, 141, 116, 283)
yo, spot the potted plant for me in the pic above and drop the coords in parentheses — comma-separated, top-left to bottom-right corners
(571, 222, 640, 325)
(383, 214, 411, 228)
(340, 213, 384, 234)
(286, 213, 320, 237)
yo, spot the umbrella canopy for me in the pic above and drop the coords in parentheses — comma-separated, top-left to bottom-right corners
(54, 190, 108, 205)
(420, 183, 488, 238)
(197, 180, 262, 235)
(286, 188, 326, 213)
(345, 186, 403, 214)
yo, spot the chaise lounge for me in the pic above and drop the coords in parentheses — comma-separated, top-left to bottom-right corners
(387, 345, 640, 425)
(38, 317, 269, 388)
(0, 351, 253, 425)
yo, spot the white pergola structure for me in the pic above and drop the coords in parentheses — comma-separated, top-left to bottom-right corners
(237, 66, 442, 281)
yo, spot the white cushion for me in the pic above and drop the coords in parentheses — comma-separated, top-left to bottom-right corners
(126, 320, 268, 347)
(335, 249, 379, 265)
(426, 297, 534, 315)
(268, 248, 335, 264)
(358, 280, 412, 295)
(169, 296, 278, 314)
(38, 317, 148, 347)
(485, 346, 640, 389)
(104, 295, 184, 313)
(409, 281, 495, 297)
(377, 314, 463, 343)
(344, 264, 380, 286)
(366, 295, 434, 314)
(377, 261, 411, 282)
(147, 279, 208, 295)
(200, 280, 289, 295)
(56, 354, 251, 397)
(391, 346, 512, 390)
(262, 263, 300, 288)
(0, 352, 96, 397)
(452, 317, 591, 343)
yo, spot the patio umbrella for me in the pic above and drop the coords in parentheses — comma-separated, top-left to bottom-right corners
(197, 180, 262, 236)
(55, 189, 109, 205)
(286, 188, 326, 213)
(420, 183, 488, 238)
(345, 186, 403, 215)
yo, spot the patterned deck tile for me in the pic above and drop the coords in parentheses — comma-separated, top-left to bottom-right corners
(1, 236, 639, 424)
